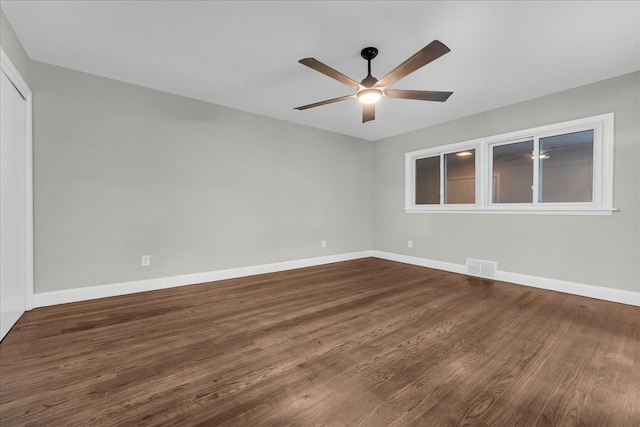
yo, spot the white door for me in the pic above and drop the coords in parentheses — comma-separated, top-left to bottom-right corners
(0, 68, 27, 341)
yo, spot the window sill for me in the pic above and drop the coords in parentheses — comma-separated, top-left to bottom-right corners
(404, 207, 618, 216)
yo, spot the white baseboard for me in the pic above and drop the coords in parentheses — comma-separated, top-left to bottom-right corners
(370, 251, 467, 275)
(33, 251, 374, 308)
(371, 250, 639, 307)
(495, 270, 639, 307)
(34, 250, 639, 308)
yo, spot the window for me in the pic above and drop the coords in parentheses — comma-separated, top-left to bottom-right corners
(414, 150, 477, 206)
(491, 140, 533, 203)
(444, 149, 476, 204)
(411, 148, 479, 209)
(538, 130, 594, 203)
(415, 156, 440, 204)
(405, 113, 615, 215)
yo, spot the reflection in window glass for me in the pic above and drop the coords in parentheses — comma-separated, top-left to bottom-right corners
(415, 156, 440, 204)
(539, 130, 594, 202)
(492, 141, 534, 203)
(445, 150, 475, 204)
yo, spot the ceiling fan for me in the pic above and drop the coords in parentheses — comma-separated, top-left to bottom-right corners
(295, 40, 453, 123)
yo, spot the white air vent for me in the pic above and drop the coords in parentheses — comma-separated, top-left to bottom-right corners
(466, 259, 482, 276)
(480, 261, 497, 278)
(466, 258, 497, 278)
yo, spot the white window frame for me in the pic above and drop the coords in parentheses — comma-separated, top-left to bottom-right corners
(408, 142, 481, 211)
(405, 113, 616, 215)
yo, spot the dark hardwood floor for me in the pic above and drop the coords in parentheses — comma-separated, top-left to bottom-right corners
(1, 258, 639, 426)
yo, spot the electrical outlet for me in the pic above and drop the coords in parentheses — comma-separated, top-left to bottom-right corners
(408, 240, 413, 248)
(141, 255, 151, 267)
(321, 240, 327, 248)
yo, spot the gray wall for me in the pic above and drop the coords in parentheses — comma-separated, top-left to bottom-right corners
(0, 9, 30, 84)
(31, 61, 372, 293)
(373, 71, 640, 293)
(4, 13, 639, 296)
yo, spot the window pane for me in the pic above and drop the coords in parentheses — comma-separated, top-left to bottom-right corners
(492, 140, 534, 203)
(539, 130, 594, 202)
(445, 150, 475, 204)
(415, 156, 440, 204)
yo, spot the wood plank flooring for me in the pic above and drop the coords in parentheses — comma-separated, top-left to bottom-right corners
(1, 258, 639, 426)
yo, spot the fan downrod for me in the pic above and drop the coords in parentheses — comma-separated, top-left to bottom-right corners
(360, 47, 379, 87)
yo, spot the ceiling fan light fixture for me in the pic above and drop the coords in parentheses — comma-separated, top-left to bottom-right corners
(357, 88, 382, 104)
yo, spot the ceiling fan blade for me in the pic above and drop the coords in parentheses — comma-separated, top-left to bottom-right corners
(294, 94, 355, 111)
(374, 40, 450, 88)
(299, 58, 362, 91)
(362, 103, 375, 123)
(384, 89, 453, 102)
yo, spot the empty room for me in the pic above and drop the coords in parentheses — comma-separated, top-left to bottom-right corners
(1, 1, 639, 425)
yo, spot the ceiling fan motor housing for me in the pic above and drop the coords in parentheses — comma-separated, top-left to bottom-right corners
(361, 75, 378, 87)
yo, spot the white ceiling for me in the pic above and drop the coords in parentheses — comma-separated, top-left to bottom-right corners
(3, 1, 639, 141)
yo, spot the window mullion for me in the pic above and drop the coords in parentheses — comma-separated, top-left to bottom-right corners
(411, 157, 416, 208)
(592, 124, 602, 206)
(439, 154, 445, 204)
(532, 137, 540, 204)
(484, 143, 491, 207)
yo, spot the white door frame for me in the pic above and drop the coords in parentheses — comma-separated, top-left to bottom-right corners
(1, 47, 33, 310)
